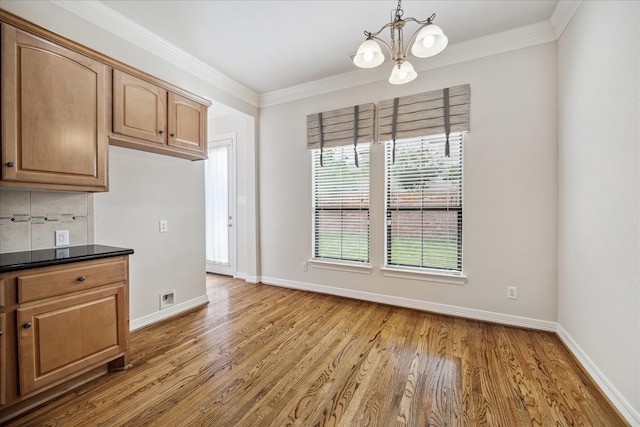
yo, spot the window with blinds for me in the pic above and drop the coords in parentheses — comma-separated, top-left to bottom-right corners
(313, 144, 370, 263)
(385, 133, 463, 272)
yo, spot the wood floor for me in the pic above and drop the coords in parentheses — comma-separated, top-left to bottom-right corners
(7, 274, 626, 426)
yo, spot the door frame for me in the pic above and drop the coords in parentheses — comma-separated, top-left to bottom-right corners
(205, 132, 237, 276)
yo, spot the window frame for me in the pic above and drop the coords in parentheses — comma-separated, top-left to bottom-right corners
(383, 133, 464, 278)
(311, 143, 371, 265)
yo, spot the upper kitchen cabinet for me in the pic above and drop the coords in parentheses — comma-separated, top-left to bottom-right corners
(0, 23, 109, 192)
(111, 70, 209, 161)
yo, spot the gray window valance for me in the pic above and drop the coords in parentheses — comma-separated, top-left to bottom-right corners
(306, 103, 376, 151)
(378, 83, 470, 143)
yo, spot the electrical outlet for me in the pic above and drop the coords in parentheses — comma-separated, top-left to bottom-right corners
(302, 262, 308, 272)
(55, 230, 69, 247)
(159, 220, 168, 233)
(507, 286, 518, 300)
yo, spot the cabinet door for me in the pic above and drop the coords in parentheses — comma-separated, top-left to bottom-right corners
(112, 69, 167, 145)
(0, 312, 5, 406)
(167, 92, 208, 157)
(0, 24, 109, 190)
(17, 285, 126, 396)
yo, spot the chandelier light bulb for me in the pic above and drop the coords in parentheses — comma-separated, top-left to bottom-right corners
(422, 34, 436, 48)
(353, 39, 385, 68)
(411, 24, 448, 58)
(389, 60, 417, 85)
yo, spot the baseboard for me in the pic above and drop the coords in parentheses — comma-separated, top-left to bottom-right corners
(556, 324, 640, 426)
(259, 276, 556, 331)
(130, 295, 209, 331)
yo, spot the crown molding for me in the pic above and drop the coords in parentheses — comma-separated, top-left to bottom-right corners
(49, 0, 580, 110)
(550, 0, 582, 38)
(50, 0, 260, 107)
(259, 19, 557, 107)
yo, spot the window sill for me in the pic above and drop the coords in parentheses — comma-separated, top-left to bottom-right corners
(309, 259, 372, 275)
(381, 267, 466, 285)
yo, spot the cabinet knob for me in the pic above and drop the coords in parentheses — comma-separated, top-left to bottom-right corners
(23, 322, 32, 329)
(159, 130, 164, 135)
(6, 161, 15, 167)
(0, 330, 3, 336)
(77, 276, 86, 283)
(170, 133, 176, 138)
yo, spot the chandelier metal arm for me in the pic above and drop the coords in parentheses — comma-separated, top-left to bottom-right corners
(363, 12, 438, 61)
(365, 32, 394, 59)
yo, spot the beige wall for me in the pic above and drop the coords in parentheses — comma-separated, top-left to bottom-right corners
(557, 1, 640, 421)
(258, 42, 558, 326)
(94, 146, 206, 327)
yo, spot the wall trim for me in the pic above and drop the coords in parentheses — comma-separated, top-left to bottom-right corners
(130, 295, 209, 331)
(550, 0, 582, 38)
(260, 276, 556, 332)
(556, 324, 640, 426)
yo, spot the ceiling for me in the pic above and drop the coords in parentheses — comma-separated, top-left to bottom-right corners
(97, 0, 559, 95)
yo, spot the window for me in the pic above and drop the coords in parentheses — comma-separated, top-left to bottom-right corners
(313, 144, 370, 263)
(385, 133, 463, 272)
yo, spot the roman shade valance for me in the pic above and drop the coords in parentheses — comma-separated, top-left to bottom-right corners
(307, 103, 375, 149)
(378, 84, 470, 156)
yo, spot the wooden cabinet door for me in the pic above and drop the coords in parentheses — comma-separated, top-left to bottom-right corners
(167, 92, 207, 157)
(0, 24, 109, 191)
(112, 69, 167, 145)
(16, 285, 126, 396)
(0, 312, 5, 406)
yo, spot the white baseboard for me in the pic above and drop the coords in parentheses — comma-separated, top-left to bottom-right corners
(130, 295, 209, 331)
(556, 324, 640, 426)
(259, 276, 556, 331)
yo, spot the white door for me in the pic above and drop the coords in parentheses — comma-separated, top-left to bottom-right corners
(205, 135, 236, 276)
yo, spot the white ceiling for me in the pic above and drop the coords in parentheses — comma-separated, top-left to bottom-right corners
(97, 0, 559, 95)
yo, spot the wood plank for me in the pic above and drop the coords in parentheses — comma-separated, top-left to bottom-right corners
(3, 274, 629, 426)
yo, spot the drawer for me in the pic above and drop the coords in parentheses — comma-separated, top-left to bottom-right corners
(17, 258, 127, 303)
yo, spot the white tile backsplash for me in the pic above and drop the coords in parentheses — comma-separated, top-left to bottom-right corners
(0, 188, 93, 253)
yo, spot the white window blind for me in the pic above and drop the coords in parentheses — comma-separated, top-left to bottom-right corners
(385, 133, 463, 272)
(313, 144, 370, 263)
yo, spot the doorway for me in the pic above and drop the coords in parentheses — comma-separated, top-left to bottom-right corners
(205, 134, 236, 276)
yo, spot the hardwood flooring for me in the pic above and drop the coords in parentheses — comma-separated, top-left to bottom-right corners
(7, 274, 626, 426)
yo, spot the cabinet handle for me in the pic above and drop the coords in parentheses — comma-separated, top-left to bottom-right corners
(170, 133, 176, 138)
(23, 322, 32, 329)
(77, 276, 86, 282)
(6, 161, 15, 167)
(159, 130, 164, 135)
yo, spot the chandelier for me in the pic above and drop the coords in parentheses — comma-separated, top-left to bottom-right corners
(353, 0, 448, 84)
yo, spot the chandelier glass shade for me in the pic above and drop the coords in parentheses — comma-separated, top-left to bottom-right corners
(353, 0, 448, 84)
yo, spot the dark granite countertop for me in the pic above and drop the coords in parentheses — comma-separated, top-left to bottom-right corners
(0, 244, 134, 273)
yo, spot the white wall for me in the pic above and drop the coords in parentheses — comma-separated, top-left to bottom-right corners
(259, 42, 558, 326)
(557, 1, 640, 422)
(94, 147, 207, 325)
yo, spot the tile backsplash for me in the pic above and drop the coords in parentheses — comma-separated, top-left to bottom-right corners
(0, 188, 94, 253)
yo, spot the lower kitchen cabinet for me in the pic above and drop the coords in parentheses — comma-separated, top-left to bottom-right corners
(0, 254, 130, 423)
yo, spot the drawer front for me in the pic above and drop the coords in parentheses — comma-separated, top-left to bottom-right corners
(17, 258, 127, 303)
